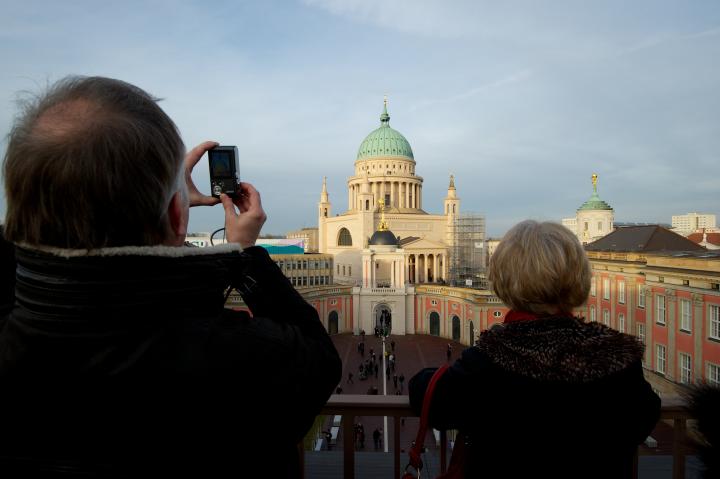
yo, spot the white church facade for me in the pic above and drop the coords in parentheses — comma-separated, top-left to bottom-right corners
(317, 100, 464, 335)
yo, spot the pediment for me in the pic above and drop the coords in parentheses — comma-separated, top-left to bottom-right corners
(400, 237, 447, 250)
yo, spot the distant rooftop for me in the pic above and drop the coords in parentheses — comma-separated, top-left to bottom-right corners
(585, 225, 705, 253)
(614, 222, 672, 228)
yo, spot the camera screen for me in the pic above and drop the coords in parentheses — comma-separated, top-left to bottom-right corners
(210, 151, 232, 177)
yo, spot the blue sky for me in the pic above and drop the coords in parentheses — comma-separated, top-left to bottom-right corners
(1, 0, 719, 237)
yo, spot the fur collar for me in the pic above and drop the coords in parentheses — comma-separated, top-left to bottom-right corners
(476, 317, 644, 383)
(16, 242, 242, 259)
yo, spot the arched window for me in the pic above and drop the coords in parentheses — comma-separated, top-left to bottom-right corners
(365, 199, 370, 210)
(452, 315, 461, 341)
(337, 228, 352, 246)
(429, 312, 440, 336)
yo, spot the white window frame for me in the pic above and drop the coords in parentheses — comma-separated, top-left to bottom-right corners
(590, 305, 596, 322)
(680, 299, 692, 332)
(656, 295, 666, 325)
(637, 323, 646, 344)
(710, 305, 720, 340)
(618, 281, 626, 304)
(656, 344, 666, 375)
(638, 285, 645, 308)
(603, 309, 610, 326)
(603, 278, 610, 300)
(679, 352, 692, 385)
(618, 313, 625, 333)
(591, 276, 596, 297)
(708, 363, 720, 387)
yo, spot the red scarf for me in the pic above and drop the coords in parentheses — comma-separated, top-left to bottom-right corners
(503, 310, 539, 324)
(504, 310, 575, 324)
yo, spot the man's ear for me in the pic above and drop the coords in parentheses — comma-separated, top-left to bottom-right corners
(167, 191, 188, 242)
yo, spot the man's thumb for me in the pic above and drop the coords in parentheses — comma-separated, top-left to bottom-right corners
(220, 194, 236, 220)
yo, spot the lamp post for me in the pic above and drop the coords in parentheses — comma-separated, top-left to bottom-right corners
(381, 333, 388, 453)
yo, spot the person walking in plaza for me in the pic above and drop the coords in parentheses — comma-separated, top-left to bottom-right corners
(409, 220, 660, 479)
(373, 428, 381, 450)
(393, 374, 398, 389)
(374, 362, 379, 379)
(390, 339, 396, 352)
(446, 343, 452, 361)
(399, 373, 405, 393)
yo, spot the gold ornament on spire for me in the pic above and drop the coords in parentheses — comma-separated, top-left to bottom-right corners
(377, 198, 390, 231)
(592, 173, 598, 193)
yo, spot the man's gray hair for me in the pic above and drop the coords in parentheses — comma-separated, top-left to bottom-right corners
(3, 76, 186, 248)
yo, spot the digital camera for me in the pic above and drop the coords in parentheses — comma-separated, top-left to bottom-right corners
(208, 146, 240, 198)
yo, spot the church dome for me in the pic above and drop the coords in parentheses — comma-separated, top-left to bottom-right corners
(578, 192, 613, 211)
(356, 102, 414, 161)
(369, 230, 399, 246)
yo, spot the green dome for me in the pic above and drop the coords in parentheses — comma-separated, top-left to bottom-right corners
(356, 103, 414, 160)
(578, 192, 613, 211)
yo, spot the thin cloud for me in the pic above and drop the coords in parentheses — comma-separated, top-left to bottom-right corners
(409, 69, 533, 112)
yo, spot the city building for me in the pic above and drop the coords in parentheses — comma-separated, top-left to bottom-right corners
(562, 174, 614, 244)
(671, 212, 717, 236)
(185, 232, 226, 247)
(286, 227, 319, 253)
(582, 225, 720, 387)
(687, 231, 720, 250)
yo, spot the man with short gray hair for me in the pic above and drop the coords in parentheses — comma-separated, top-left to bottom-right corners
(0, 76, 341, 477)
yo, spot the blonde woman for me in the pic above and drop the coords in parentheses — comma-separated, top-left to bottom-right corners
(410, 220, 660, 479)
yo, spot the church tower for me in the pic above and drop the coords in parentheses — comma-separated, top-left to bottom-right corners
(318, 177, 331, 253)
(576, 174, 614, 245)
(358, 172, 375, 248)
(444, 174, 460, 247)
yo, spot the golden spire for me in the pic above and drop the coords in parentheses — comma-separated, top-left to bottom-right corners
(592, 173, 598, 194)
(377, 198, 390, 231)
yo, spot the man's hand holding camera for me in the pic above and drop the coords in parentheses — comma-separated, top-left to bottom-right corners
(185, 141, 222, 207)
(184, 141, 266, 249)
(220, 183, 266, 249)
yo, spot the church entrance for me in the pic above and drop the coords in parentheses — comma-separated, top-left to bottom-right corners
(328, 311, 339, 335)
(374, 303, 392, 335)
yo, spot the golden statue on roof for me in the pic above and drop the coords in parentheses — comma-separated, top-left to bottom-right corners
(377, 198, 390, 231)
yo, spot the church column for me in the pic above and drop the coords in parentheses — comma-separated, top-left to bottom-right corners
(371, 182, 377, 206)
(403, 182, 408, 208)
(434, 255, 439, 283)
(418, 185, 422, 210)
(348, 185, 352, 212)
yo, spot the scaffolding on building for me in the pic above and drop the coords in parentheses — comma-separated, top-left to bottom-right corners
(449, 213, 487, 289)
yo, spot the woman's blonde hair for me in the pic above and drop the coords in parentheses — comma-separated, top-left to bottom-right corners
(488, 220, 590, 315)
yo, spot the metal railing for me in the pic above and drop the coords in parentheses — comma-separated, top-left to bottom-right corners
(302, 394, 692, 479)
